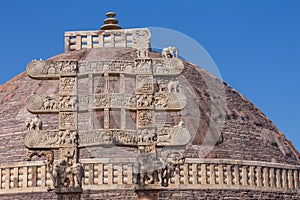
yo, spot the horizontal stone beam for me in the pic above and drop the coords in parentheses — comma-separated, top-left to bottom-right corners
(26, 60, 78, 79)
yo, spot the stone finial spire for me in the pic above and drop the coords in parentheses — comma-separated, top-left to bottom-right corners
(100, 12, 122, 30)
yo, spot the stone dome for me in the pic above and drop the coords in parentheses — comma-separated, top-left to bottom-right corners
(0, 22, 299, 199)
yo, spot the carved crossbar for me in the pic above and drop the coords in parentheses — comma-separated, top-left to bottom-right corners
(0, 159, 299, 194)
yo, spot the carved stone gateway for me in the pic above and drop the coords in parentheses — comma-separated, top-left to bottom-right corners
(25, 27, 190, 198)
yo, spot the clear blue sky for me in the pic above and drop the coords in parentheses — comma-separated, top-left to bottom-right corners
(0, 1, 299, 151)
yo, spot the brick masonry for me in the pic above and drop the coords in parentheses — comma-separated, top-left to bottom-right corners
(0, 48, 299, 199)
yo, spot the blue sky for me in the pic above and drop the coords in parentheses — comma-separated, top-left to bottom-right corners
(0, 1, 299, 151)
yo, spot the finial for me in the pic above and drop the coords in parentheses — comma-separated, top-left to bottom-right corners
(100, 12, 122, 30)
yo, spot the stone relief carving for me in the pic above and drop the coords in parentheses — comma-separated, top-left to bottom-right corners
(78, 129, 138, 147)
(134, 59, 152, 74)
(136, 75, 154, 94)
(157, 121, 190, 146)
(132, 29, 151, 58)
(60, 112, 77, 130)
(152, 58, 184, 75)
(24, 130, 59, 148)
(137, 129, 156, 144)
(154, 79, 187, 110)
(26, 95, 59, 113)
(160, 148, 186, 187)
(60, 96, 77, 110)
(26, 60, 77, 78)
(59, 61, 78, 75)
(25, 26, 190, 191)
(136, 94, 154, 109)
(60, 77, 76, 94)
(137, 110, 154, 127)
(26, 115, 42, 131)
(162, 46, 178, 59)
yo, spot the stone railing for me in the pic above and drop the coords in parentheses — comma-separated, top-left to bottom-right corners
(0, 158, 299, 194)
(64, 28, 150, 52)
(0, 161, 51, 194)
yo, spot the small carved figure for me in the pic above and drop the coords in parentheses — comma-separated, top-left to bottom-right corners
(167, 80, 180, 93)
(43, 96, 56, 110)
(60, 96, 77, 110)
(137, 94, 153, 108)
(162, 46, 178, 58)
(26, 115, 42, 131)
(158, 79, 168, 93)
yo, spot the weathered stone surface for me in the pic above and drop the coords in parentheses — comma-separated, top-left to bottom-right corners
(0, 47, 300, 198)
(0, 48, 299, 165)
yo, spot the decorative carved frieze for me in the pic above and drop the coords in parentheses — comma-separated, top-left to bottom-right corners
(78, 129, 138, 147)
(24, 130, 60, 148)
(26, 60, 78, 79)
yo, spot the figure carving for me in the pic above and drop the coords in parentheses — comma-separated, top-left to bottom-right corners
(137, 94, 153, 108)
(60, 77, 76, 94)
(162, 46, 178, 58)
(58, 130, 77, 145)
(26, 115, 42, 131)
(138, 111, 153, 127)
(43, 96, 57, 110)
(160, 149, 185, 187)
(60, 96, 77, 110)
(167, 80, 181, 93)
(60, 61, 77, 74)
(136, 75, 153, 93)
(65, 162, 83, 187)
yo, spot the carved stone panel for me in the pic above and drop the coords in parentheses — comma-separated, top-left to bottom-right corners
(134, 59, 152, 74)
(136, 75, 154, 94)
(60, 77, 77, 95)
(26, 60, 60, 79)
(60, 112, 77, 130)
(137, 110, 155, 128)
(60, 96, 78, 111)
